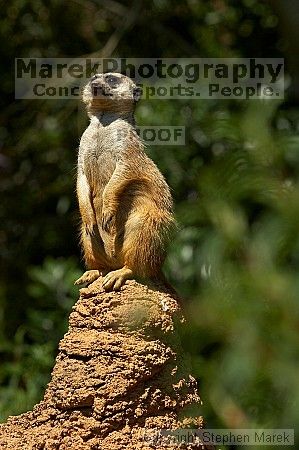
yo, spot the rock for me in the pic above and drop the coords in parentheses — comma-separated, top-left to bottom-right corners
(0, 278, 213, 449)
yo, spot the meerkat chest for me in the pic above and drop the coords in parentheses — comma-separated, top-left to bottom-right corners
(78, 118, 133, 187)
(79, 118, 133, 160)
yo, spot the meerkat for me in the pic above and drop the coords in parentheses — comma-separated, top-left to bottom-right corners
(74, 73, 175, 291)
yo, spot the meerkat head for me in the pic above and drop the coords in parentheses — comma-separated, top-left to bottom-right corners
(82, 73, 142, 115)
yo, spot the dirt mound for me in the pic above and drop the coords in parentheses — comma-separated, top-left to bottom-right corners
(0, 278, 213, 449)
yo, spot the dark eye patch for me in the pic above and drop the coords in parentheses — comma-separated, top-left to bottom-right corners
(105, 74, 119, 87)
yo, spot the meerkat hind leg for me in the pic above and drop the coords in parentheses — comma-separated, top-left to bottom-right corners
(102, 266, 133, 291)
(74, 270, 101, 287)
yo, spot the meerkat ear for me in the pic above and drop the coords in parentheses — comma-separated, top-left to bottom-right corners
(133, 86, 142, 102)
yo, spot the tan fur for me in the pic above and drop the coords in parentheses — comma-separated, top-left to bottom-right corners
(75, 73, 175, 290)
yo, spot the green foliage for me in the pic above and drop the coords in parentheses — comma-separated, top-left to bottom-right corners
(0, 257, 80, 420)
(173, 99, 299, 436)
(1, 1, 299, 447)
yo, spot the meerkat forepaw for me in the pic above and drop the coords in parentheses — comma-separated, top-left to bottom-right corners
(101, 209, 116, 233)
(102, 267, 133, 291)
(74, 270, 100, 287)
(85, 223, 97, 236)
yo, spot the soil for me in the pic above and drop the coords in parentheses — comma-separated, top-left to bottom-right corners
(0, 278, 213, 449)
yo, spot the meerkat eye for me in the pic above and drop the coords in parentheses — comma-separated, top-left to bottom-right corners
(105, 74, 119, 87)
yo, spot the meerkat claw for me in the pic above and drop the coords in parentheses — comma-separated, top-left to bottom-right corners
(101, 209, 116, 233)
(85, 223, 97, 236)
(74, 270, 100, 287)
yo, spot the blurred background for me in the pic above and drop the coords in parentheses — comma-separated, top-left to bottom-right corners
(1, 0, 299, 448)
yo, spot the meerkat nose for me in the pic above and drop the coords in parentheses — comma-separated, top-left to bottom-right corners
(91, 77, 103, 94)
